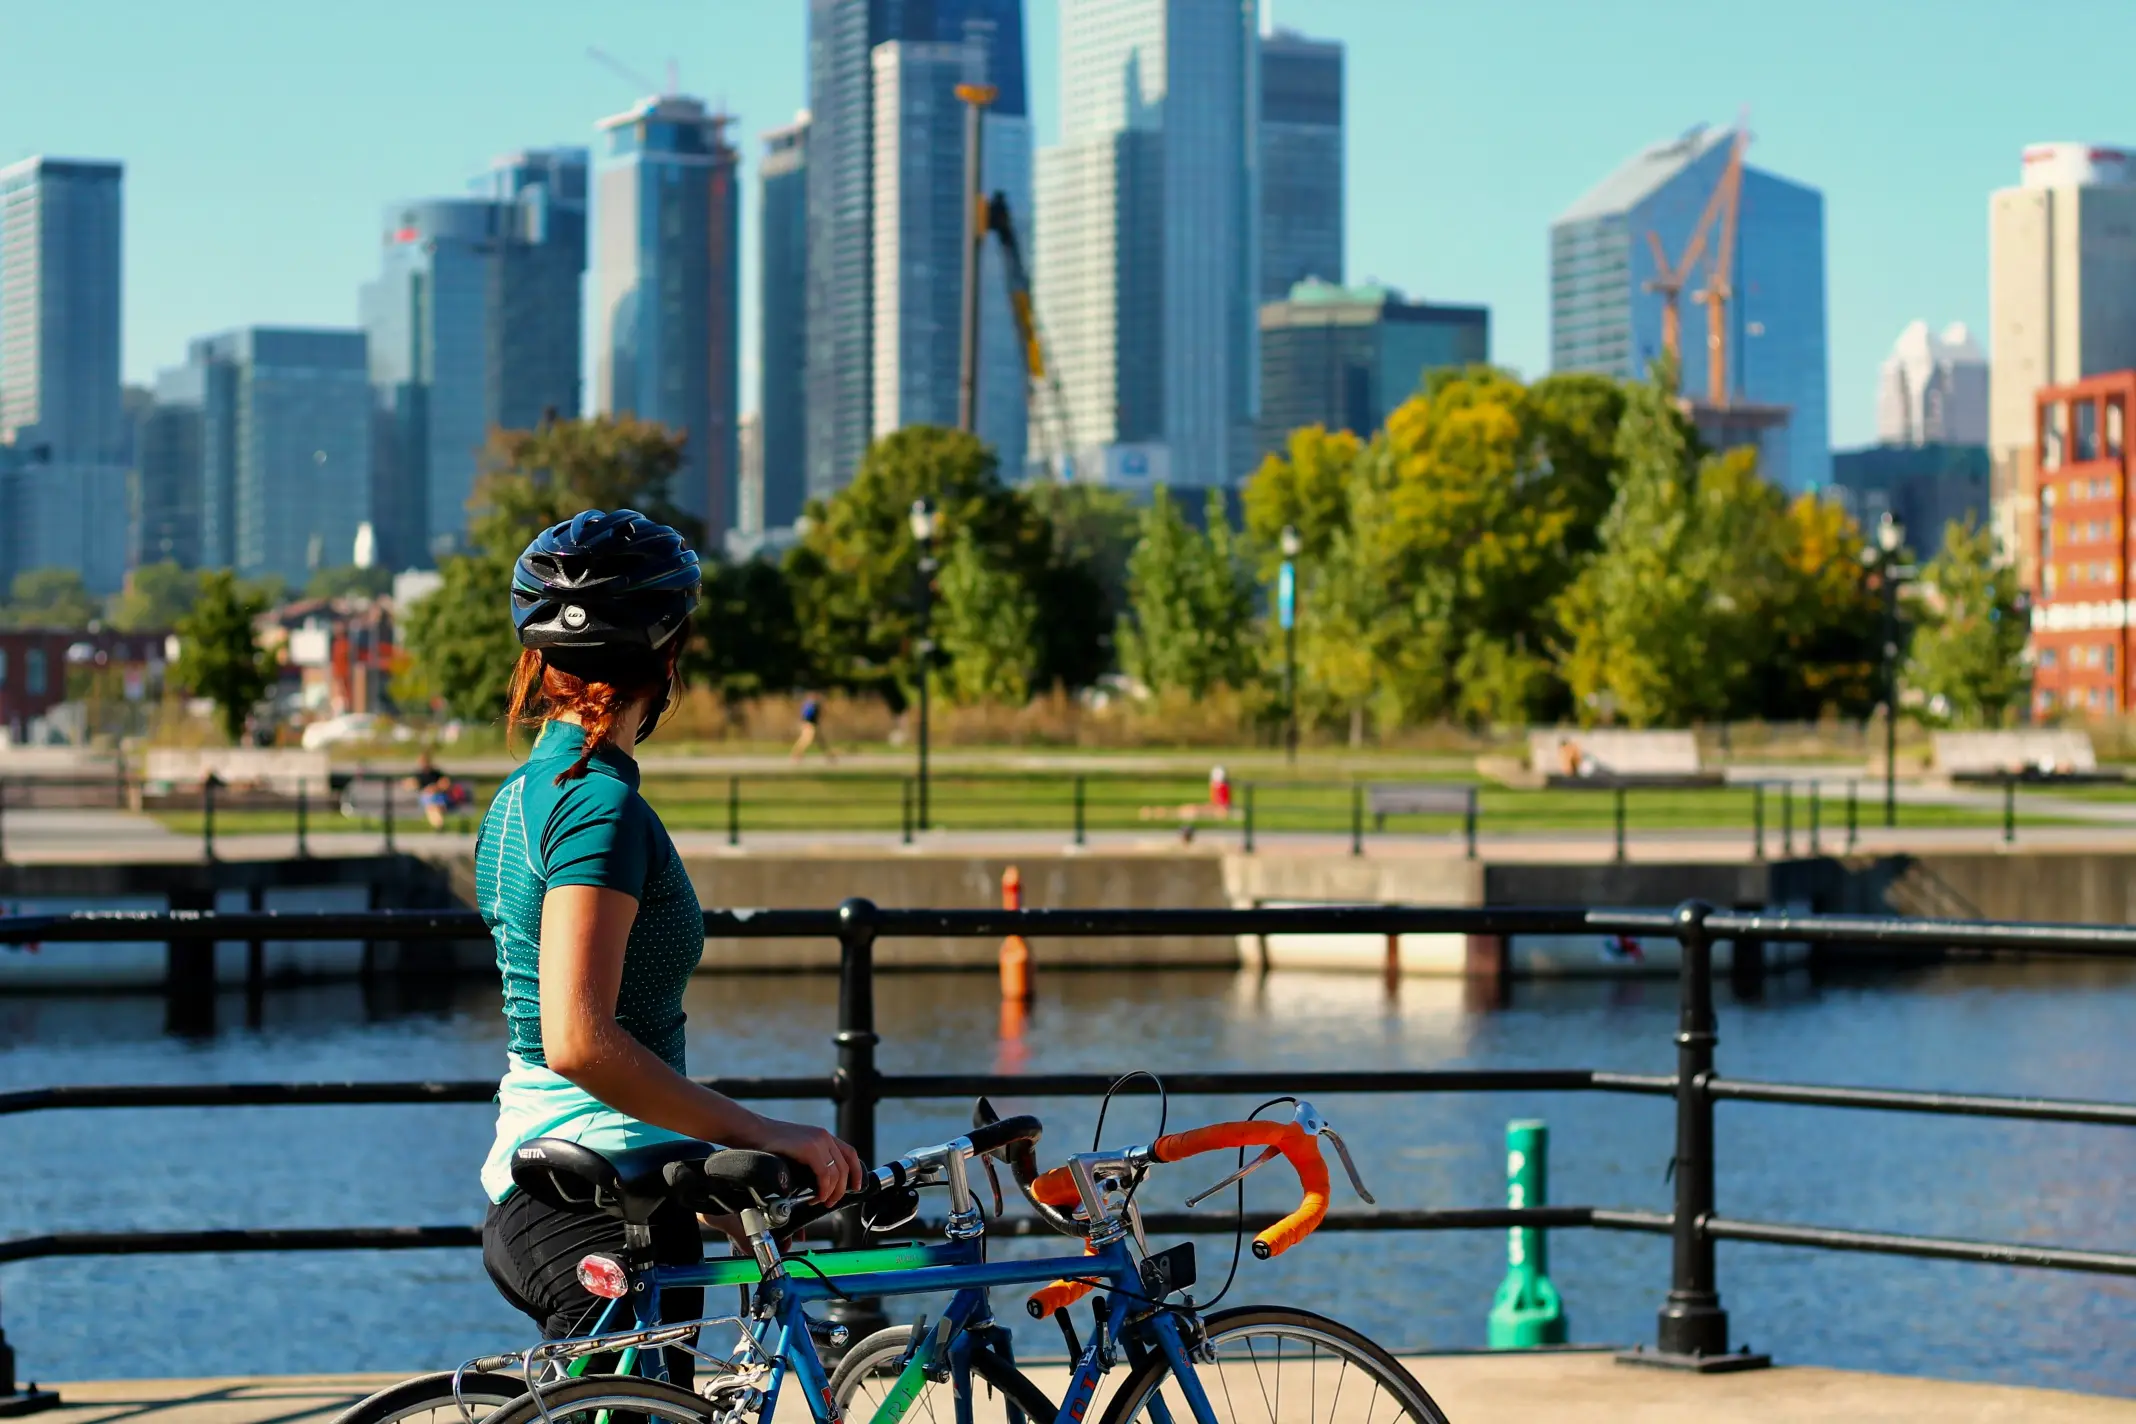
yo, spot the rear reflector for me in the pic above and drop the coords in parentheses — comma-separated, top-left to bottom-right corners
(576, 1253, 629, 1298)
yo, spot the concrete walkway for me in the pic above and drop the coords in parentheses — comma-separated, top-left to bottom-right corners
(36, 1355, 2135, 1423)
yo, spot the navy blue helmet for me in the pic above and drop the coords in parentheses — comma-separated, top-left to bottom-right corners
(511, 509, 700, 654)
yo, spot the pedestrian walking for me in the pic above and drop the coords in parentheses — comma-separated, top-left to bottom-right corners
(790, 692, 836, 763)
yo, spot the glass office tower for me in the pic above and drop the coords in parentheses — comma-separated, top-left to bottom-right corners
(1550, 125, 1830, 491)
(1258, 28, 1341, 303)
(759, 115, 810, 531)
(1258, 280, 1488, 457)
(592, 96, 740, 539)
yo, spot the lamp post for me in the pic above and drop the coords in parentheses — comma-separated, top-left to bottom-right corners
(1279, 524, 1301, 763)
(1865, 511, 1909, 830)
(909, 498, 939, 830)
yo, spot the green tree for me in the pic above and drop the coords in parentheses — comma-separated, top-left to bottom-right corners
(787, 426, 1054, 707)
(1905, 519, 2028, 725)
(1116, 488, 1256, 698)
(1754, 493, 1883, 720)
(306, 564, 394, 601)
(1241, 425, 1361, 573)
(1023, 481, 1137, 692)
(174, 570, 277, 743)
(107, 561, 201, 632)
(2, 568, 99, 629)
(403, 416, 690, 724)
(935, 526, 1040, 704)
(685, 556, 806, 703)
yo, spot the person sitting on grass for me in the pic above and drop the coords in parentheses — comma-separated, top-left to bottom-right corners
(406, 751, 458, 831)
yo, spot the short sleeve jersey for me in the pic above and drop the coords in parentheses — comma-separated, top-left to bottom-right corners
(474, 721, 703, 1072)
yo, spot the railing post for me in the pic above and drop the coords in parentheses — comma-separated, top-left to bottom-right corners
(2004, 774, 2016, 846)
(1073, 774, 1086, 848)
(1350, 784, 1363, 857)
(295, 780, 310, 859)
(0, 1277, 60, 1414)
(900, 778, 913, 847)
(1780, 781, 1794, 858)
(728, 775, 741, 848)
(381, 775, 396, 853)
(1808, 782, 1821, 856)
(1846, 779, 1859, 851)
(1751, 783, 1764, 862)
(1465, 787, 1479, 861)
(1613, 784, 1627, 862)
(1627, 900, 1765, 1371)
(165, 885, 217, 1039)
(201, 773, 218, 863)
(830, 897, 886, 1337)
(1241, 783, 1254, 855)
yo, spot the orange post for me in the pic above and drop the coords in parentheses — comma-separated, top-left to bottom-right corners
(999, 866, 1033, 1002)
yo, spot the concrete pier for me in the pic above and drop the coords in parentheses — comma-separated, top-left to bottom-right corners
(36, 1355, 2135, 1423)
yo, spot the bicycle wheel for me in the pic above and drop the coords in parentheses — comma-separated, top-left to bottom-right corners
(330, 1370, 526, 1424)
(1097, 1307, 1449, 1424)
(831, 1324, 1059, 1424)
(476, 1375, 715, 1424)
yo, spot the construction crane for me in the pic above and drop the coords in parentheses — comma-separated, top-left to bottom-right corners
(1643, 124, 1749, 401)
(586, 46, 662, 97)
(984, 190, 1077, 481)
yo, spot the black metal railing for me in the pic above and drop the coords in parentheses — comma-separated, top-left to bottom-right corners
(3, 900, 2136, 1404)
(0, 766, 2061, 866)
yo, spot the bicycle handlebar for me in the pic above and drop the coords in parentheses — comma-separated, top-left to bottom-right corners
(1028, 1119, 1333, 1260)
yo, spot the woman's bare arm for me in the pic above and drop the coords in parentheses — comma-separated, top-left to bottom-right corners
(538, 884, 863, 1203)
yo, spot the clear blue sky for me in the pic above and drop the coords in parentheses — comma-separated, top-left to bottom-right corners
(7, 0, 2136, 448)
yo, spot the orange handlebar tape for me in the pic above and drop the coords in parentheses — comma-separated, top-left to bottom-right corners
(1152, 1121, 1331, 1259)
(1026, 1243, 1099, 1318)
(1029, 1164, 1082, 1208)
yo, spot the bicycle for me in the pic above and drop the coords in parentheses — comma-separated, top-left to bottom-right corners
(337, 1092, 1450, 1424)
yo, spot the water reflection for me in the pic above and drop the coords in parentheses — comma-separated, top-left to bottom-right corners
(1, 959, 2133, 1396)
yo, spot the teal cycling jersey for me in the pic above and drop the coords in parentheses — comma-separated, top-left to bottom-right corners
(474, 720, 704, 1199)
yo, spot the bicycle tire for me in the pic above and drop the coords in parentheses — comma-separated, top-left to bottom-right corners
(475, 1374, 715, 1424)
(330, 1370, 527, 1424)
(1095, 1306, 1450, 1424)
(831, 1324, 1060, 1424)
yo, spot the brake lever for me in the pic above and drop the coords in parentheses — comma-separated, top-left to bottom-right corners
(1183, 1144, 1282, 1208)
(1293, 1100, 1375, 1204)
(979, 1151, 1006, 1219)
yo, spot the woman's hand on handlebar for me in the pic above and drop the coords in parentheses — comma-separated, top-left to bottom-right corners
(730, 1115, 866, 1206)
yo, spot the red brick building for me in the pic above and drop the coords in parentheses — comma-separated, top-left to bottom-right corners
(0, 629, 168, 741)
(2032, 371, 2136, 716)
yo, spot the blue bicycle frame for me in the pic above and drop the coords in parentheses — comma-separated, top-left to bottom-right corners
(573, 1234, 1215, 1424)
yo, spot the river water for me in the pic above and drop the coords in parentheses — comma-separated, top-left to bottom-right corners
(2, 958, 2133, 1397)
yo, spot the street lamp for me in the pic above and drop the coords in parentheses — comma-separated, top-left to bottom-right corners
(1279, 524, 1302, 763)
(1865, 510, 1910, 829)
(909, 498, 939, 830)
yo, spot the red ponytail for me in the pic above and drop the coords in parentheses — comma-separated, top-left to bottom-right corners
(506, 648, 677, 784)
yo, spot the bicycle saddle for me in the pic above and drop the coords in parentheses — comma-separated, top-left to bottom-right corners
(510, 1137, 716, 1224)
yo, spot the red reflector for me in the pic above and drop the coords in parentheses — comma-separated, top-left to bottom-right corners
(576, 1253, 629, 1298)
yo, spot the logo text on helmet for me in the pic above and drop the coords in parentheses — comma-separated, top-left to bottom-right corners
(561, 605, 589, 629)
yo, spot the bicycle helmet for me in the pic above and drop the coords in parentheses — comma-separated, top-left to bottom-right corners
(511, 509, 700, 655)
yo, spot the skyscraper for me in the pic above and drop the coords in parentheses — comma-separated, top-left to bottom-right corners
(1036, 0, 1259, 492)
(1988, 142, 2136, 587)
(1258, 27, 1342, 303)
(189, 328, 373, 588)
(592, 95, 740, 539)
(805, 0, 1030, 499)
(1258, 280, 1487, 456)
(759, 115, 810, 530)
(132, 364, 205, 570)
(363, 149, 587, 565)
(869, 39, 1032, 477)
(1876, 321, 1988, 447)
(0, 156, 129, 591)
(1550, 125, 1829, 492)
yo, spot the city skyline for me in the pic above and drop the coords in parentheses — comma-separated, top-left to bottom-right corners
(5, 0, 2136, 453)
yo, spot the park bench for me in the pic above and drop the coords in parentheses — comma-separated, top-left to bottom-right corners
(1366, 782, 1477, 829)
(1932, 729, 2118, 784)
(1529, 729, 1722, 788)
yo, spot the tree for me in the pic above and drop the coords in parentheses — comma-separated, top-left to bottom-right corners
(1754, 493, 1882, 720)
(935, 526, 1040, 704)
(787, 426, 1051, 707)
(108, 561, 201, 632)
(1116, 488, 1256, 698)
(1240, 425, 1361, 574)
(174, 570, 277, 743)
(403, 417, 691, 724)
(2, 568, 99, 630)
(1023, 481, 1136, 692)
(306, 565, 394, 602)
(686, 556, 806, 704)
(1905, 518, 2028, 725)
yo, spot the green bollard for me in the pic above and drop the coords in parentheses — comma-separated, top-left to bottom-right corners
(1487, 1119, 1568, 1348)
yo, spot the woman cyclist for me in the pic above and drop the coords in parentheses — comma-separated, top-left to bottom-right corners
(475, 509, 863, 1358)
